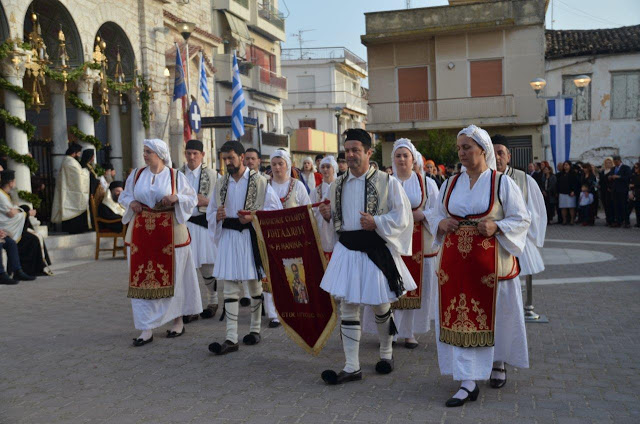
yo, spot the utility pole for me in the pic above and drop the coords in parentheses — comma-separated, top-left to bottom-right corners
(290, 29, 315, 59)
(406, 0, 411, 9)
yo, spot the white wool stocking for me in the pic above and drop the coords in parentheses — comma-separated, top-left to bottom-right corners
(264, 292, 278, 321)
(247, 279, 263, 334)
(201, 265, 218, 305)
(373, 303, 394, 360)
(340, 302, 361, 373)
(222, 280, 241, 343)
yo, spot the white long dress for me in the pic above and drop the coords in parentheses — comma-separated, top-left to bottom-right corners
(310, 181, 336, 253)
(119, 167, 202, 330)
(206, 168, 281, 281)
(320, 173, 417, 306)
(518, 174, 547, 276)
(429, 169, 531, 381)
(363, 173, 440, 337)
(183, 165, 217, 268)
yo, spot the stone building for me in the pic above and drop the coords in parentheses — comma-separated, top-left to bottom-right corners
(362, 0, 548, 169)
(0, 0, 219, 220)
(544, 25, 640, 166)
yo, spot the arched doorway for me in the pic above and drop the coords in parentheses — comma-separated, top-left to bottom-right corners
(95, 22, 136, 82)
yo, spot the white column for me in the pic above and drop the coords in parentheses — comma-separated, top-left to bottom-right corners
(49, 81, 68, 176)
(130, 92, 145, 168)
(0, 49, 32, 195)
(107, 95, 123, 178)
(75, 70, 100, 152)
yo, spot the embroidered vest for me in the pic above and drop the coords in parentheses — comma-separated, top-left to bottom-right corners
(215, 169, 268, 211)
(443, 170, 520, 280)
(505, 166, 528, 203)
(179, 164, 217, 213)
(124, 167, 191, 247)
(330, 167, 390, 233)
(272, 179, 298, 208)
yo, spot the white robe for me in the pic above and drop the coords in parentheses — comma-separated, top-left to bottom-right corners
(51, 155, 90, 224)
(183, 165, 217, 268)
(320, 173, 417, 306)
(363, 173, 440, 337)
(518, 174, 547, 276)
(119, 167, 202, 330)
(310, 181, 336, 253)
(0, 189, 26, 242)
(206, 168, 281, 281)
(429, 169, 531, 380)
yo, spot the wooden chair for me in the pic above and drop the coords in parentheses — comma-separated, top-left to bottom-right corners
(90, 195, 126, 260)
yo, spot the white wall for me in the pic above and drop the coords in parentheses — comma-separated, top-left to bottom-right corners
(545, 52, 640, 166)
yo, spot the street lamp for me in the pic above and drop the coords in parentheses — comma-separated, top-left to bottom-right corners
(529, 78, 547, 98)
(573, 74, 592, 95)
(177, 21, 196, 99)
(529, 75, 592, 98)
(334, 107, 342, 152)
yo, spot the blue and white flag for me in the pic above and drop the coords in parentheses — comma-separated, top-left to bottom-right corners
(231, 51, 246, 139)
(199, 52, 210, 104)
(173, 43, 187, 101)
(547, 97, 573, 170)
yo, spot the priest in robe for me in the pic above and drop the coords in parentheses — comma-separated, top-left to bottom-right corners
(0, 170, 47, 279)
(97, 181, 125, 233)
(51, 143, 91, 234)
(318, 128, 416, 385)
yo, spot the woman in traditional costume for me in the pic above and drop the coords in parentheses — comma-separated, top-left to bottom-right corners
(310, 156, 337, 258)
(119, 139, 201, 346)
(301, 156, 322, 193)
(264, 150, 311, 327)
(429, 125, 530, 407)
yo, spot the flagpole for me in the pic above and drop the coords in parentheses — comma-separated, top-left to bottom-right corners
(185, 43, 191, 100)
(196, 51, 201, 104)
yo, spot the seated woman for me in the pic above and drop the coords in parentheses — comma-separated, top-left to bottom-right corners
(0, 170, 51, 277)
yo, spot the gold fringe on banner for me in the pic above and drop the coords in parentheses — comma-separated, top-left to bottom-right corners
(439, 327, 495, 348)
(127, 286, 175, 300)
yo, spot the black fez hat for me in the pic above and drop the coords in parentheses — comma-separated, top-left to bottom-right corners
(220, 140, 245, 155)
(185, 139, 204, 152)
(0, 170, 15, 185)
(65, 143, 82, 155)
(344, 128, 372, 147)
(491, 134, 509, 147)
(337, 152, 346, 161)
(109, 181, 124, 190)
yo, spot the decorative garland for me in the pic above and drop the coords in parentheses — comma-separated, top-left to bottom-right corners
(69, 92, 101, 122)
(17, 190, 42, 209)
(0, 108, 36, 139)
(0, 142, 39, 173)
(140, 79, 151, 130)
(0, 77, 33, 108)
(69, 126, 102, 150)
(44, 62, 101, 84)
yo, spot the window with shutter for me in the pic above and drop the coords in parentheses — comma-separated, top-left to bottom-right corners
(470, 59, 503, 97)
(397, 67, 429, 121)
(611, 71, 640, 119)
(562, 74, 591, 121)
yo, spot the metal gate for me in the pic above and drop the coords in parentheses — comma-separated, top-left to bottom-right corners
(28, 139, 55, 225)
(508, 136, 532, 172)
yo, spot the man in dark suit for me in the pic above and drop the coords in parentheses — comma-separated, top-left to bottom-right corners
(608, 155, 632, 228)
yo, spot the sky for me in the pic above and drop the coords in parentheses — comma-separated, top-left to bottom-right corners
(279, 0, 640, 85)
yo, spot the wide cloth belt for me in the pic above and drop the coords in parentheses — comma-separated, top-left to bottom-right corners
(222, 217, 263, 278)
(188, 214, 208, 228)
(338, 230, 404, 297)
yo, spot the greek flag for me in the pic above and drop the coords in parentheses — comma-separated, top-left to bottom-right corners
(547, 98, 573, 170)
(199, 52, 210, 104)
(231, 52, 246, 139)
(173, 43, 187, 101)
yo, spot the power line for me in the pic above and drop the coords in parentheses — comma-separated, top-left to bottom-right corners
(555, 0, 623, 27)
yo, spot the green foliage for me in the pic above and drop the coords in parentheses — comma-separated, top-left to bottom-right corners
(0, 109, 36, 139)
(0, 77, 33, 108)
(371, 141, 384, 166)
(140, 79, 151, 131)
(413, 129, 459, 166)
(17, 190, 42, 209)
(69, 126, 103, 150)
(69, 92, 101, 122)
(0, 142, 39, 173)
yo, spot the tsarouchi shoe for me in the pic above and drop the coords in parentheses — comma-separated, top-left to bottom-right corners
(200, 304, 218, 319)
(242, 332, 261, 345)
(375, 358, 394, 374)
(321, 369, 363, 385)
(208, 340, 239, 355)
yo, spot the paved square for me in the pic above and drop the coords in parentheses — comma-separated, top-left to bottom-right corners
(1, 223, 639, 423)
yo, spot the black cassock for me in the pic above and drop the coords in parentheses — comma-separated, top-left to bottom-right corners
(17, 206, 51, 276)
(97, 203, 123, 233)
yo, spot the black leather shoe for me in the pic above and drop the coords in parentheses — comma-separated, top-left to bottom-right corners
(0, 273, 18, 285)
(404, 341, 419, 349)
(375, 358, 394, 374)
(13, 269, 35, 281)
(268, 319, 281, 328)
(132, 336, 153, 347)
(321, 369, 363, 385)
(489, 367, 507, 388)
(166, 327, 185, 338)
(200, 304, 218, 319)
(445, 384, 479, 407)
(243, 332, 261, 345)
(208, 340, 239, 355)
(239, 297, 251, 307)
(182, 314, 199, 324)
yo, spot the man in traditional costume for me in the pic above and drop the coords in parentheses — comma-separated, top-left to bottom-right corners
(206, 140, 281, 355)
(491, 134, 546, 388)
(429, 125, 530, 406)
(179, 139, 219, 321)
(363, 139, 440, 349)
(318, 128, 416, 385)
(97, 181, 125, 233)
(265, 149, 312, 327)
(51, 143, 91, 234)
(119, 139, 201, 346)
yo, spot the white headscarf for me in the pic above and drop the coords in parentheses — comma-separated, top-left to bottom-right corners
(143, 139, 172, 167)
(457, 125, 496, 171)
(319, 155, 338, 181)
(270, 149, 291, 171)
(415, 153, 425, 177)
(302, 156, 316, 173)
(391, 138, 418, 176)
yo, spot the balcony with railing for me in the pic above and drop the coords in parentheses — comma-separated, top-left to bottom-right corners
(249, 1, 286, 41)
(368, 95, 515, 128)
(213, 0, 251, 21)
(214, 53, 252, 87)
(282, 47, 367, 75)
(290, 128, 338, 154)
(253, 66, 287, 99)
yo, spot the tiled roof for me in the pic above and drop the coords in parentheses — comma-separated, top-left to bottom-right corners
(545, 25, 640, 59)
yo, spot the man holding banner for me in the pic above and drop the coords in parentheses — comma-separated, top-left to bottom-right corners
(318, 128, 416, 385)
(206, 140, 281, 355)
